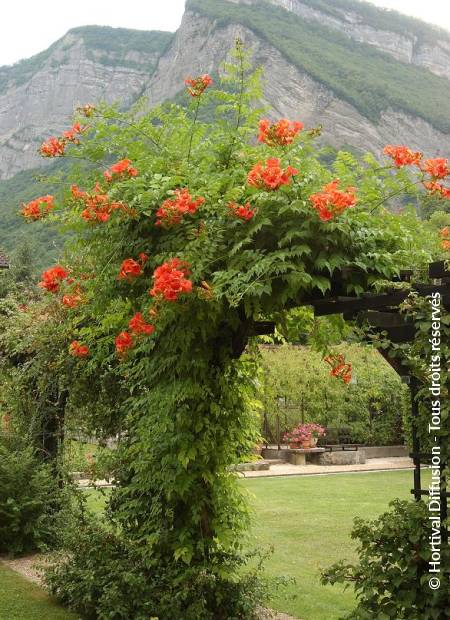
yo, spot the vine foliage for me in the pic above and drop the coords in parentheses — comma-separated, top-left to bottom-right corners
(13, 43, 447, 618)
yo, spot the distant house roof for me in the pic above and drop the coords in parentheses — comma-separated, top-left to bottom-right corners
(0, 250, 9, 269)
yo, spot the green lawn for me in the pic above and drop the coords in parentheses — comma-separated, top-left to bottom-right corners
(1, 470, 422, 620)
(0, 564, 79, 620)
(243, 470, 425, 620)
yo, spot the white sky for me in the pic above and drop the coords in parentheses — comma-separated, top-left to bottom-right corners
(0, 0, 449, 67)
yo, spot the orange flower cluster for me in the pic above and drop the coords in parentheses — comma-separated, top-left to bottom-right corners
(115, 331, 134, 356)
(40, 137, 66, 157)
(104, 159, 138, 183)
(63, 123, 84, 144)
(184, 74, 213, 97)
(38, 266, 69, 293)
(422, 158, 450, 201)
(39, 124, 86, 157)
(71, 183, 126, 223)
(424, 181, 450, 200)
(383, 147, 450, 201)
(114, 312, 155, 356)
(247, 158, 298, 191)
(422, 158, 449, 179)
(324, 354, 352, 384)
(129, 312, 155, 335)
(38, 264, 86, 308)
(62, 285, 84, 309)
(114, 313, 155, 356)
(384, 147, 449, 180)
(69, 340, 90, 358)
(156, 188, 205, 227)
(258, 119, 304, 146)
(383, 145, 422, 168)
(228, 201, 256, 221)
(118, 253, 148, 281)
(440, 227, 450, 251)
(21, 195, 55, 220)
(309, 180, 357, 222)
(149, 258, 192, 302)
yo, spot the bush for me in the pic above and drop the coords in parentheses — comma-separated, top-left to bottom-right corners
(322, 499, 450, 619)
(259, 344, 408, 446)
(45, 518, 273, 620)
(0, 435, 63, 555)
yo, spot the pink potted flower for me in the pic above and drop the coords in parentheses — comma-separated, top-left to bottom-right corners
(283, 423, 326, 449)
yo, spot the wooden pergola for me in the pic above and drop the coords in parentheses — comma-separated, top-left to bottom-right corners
(300, 260, 450, 547)
(255, 260, 449, 551)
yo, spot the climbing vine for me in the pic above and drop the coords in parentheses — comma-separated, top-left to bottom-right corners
(14, 43, 449, 618)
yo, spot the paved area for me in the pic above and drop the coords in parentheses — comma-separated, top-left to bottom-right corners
(76, 456, 417, 487)
(240, 456, 415, 478)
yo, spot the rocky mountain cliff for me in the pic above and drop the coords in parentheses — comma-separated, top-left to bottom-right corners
(1, 0, 450, 183)
(0, 27, 172, 180)
(269, 0, 450, 79)
(145, 0, 450, 157)
(1, 0, 450, 262)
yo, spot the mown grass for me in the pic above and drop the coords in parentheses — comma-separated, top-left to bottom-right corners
(85, 468, 423, 619)
(243, 470, 425, 619)
(0, 564, 79, 620)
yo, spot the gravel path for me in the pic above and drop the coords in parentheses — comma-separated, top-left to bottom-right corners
(1, 553, 44, 584)
(258, 609, 299, 620)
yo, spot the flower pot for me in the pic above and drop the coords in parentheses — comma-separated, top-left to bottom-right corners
(309, 436, 318, 448)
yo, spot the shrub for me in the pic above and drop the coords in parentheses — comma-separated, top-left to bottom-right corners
(45, 518, 273, 620)
(322, 499, 450, 619)
(0, 435, 63, 555)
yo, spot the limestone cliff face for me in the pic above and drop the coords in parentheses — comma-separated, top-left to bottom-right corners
(268, 0, 450, 80)
(146, 9, 450, 157)
(0, 27, 170, 179)
(1, 2, 450, 182)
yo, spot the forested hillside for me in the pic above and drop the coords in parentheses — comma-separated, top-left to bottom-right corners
(0, 166, 62, 268)
(189, 0, 450, 132)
